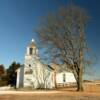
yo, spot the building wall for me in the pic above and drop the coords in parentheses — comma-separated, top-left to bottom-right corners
(24, 61, 55, 89)
(16, 66, 24, 88)
(56, 72, 76, 85)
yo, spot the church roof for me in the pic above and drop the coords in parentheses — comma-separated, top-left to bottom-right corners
(47, 65, 55, 70)
(28, 39, 36, 47)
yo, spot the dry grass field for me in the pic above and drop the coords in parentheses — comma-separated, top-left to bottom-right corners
(0, 82, 100, 100)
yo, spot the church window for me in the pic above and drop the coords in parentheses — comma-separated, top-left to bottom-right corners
(29, 48, 33, 55)
(25, 70, 33, 74)
(63, 73, 66, 82)
(29, 64, 31, 67)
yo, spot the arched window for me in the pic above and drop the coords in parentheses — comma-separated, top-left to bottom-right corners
(29, 48, 33, 55)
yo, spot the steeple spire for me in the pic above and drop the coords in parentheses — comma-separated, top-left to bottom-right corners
(31, 38, 35, 42)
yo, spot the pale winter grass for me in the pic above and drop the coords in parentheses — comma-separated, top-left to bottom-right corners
(0, 82, 100, 100)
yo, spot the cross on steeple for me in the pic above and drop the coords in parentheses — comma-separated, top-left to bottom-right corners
(31, 38, 35, 42)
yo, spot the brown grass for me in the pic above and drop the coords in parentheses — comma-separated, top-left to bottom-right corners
(84, 82, 100, 92)
(0, 83, 100, 100)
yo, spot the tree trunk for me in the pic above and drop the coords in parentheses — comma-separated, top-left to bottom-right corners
(77, 46, 84, 91)
(77, 68, 83, 91)
(54, 71, 57, 89)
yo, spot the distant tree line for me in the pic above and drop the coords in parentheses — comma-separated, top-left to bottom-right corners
(0, 62, 21, 87)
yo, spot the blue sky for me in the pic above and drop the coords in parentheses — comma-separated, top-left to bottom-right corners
(0, 0, 100, 80)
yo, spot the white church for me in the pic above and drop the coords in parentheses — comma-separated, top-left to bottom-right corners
(16, 39, 76, 89)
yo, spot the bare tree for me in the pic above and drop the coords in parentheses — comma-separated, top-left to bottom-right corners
(32, 64, 51, 89)
(36, 4, 90, 91)
(28, 55, 53, 89)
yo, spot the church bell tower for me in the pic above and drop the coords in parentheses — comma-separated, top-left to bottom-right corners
(24, 39, 39, 70)
(26, 39, 38, 56)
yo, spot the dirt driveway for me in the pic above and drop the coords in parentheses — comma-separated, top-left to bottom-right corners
(0, 90, 100, 100)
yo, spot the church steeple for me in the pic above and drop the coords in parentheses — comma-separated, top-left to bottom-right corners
(26, 39, 38, 55)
